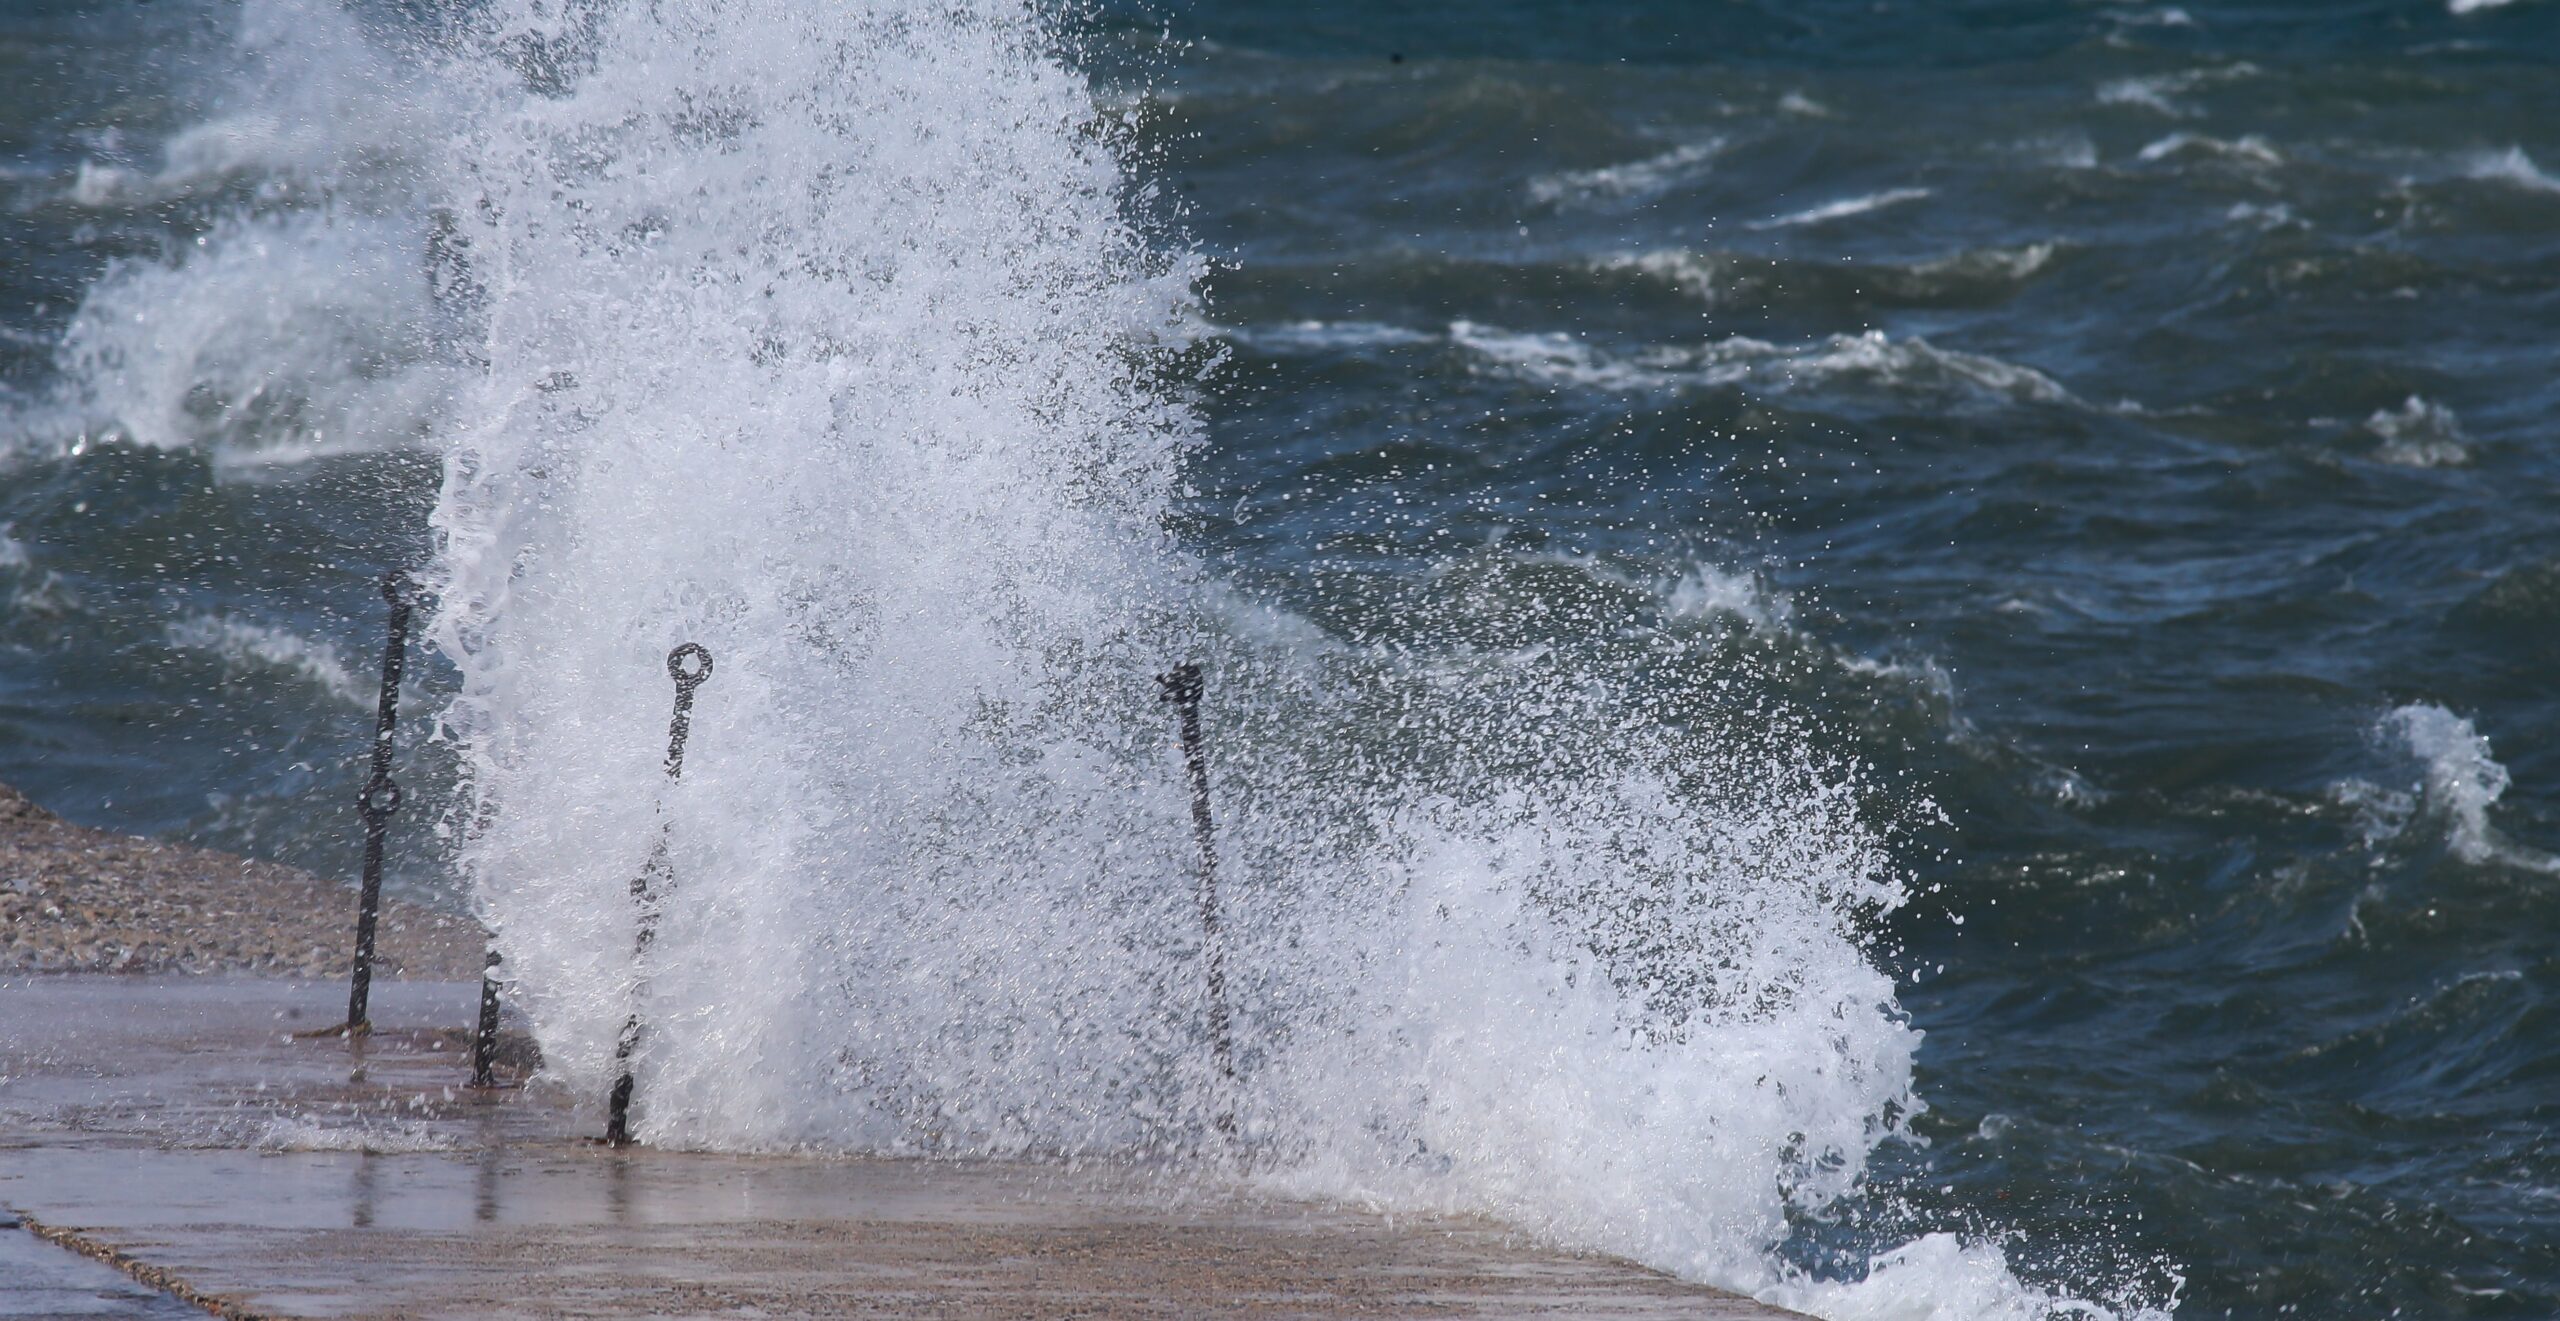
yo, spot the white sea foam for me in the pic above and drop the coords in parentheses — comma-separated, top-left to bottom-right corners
(1450, 321, 2075, 405)
(66, 2, 429, 211)
(1528, 138, 1726, 207)
(2449, 0, 2517, 13)
(2224, 201, 2298, 230)
(2361, 396, 2470, 468)
(165, 614, 373, 710)
(1910, 241, 2062, 283)
(2096, 63, 2260, 118)
(2372, 704, 2559, 871)
(54, 1, 2163, 1314)
(1750, 187, 1932, 230)
(1773, 1232, 2178, 1320)
(1449, 320, 1694, 392)
(2097, 78, 2184, 117)
(1600, 242, 2057, 309)
(19, 1, 464, 471)
(2464, 146, 2560, 194)
(1840, 653, 1959, 705)
(1663, 563, 1794, 631)
(8, 566, 78, 616)
(253, 1116, 456, 1153)
(2028, 134, 2101, 170)
(2333, 776, 2410, 851)
(2136, 133, 2282, 167)
(2389, 705, 2515, 865)
(46, 209, 465, 469)
(1232, 320, 1437, 353)
(1753, 332, 2074, 403)
(1595, 248, 1726, 303)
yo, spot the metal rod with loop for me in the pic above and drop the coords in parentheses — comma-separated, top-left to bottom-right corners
(605, 642, 714, 1146)
(345, 570, 414, 1034)
(1159, 662, 1238, 1139)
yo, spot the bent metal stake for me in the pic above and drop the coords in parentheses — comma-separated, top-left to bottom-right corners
(469, 944, 506, 1089)
(1159, 662, 1238, 1140)
(605, 642, 715, 1146)
(343, 570, 414, 1035)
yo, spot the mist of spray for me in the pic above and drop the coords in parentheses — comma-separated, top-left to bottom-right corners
(27, 1, 2186, 1314)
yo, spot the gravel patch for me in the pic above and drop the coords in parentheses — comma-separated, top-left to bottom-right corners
(0, 783, 480, 979)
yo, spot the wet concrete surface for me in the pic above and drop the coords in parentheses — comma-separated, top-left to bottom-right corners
(0, 977, 1802, 1318)
(0, 1217, 203, 1319)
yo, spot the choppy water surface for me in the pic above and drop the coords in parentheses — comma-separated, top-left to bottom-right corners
(3, 1, 2556, 1316)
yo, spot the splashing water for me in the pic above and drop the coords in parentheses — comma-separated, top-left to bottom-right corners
(26, 1, 462, 471)
(29, 0, 2183, 1314)
(2377, 703, 2558, 873)
(426, 0, 1207, 1158)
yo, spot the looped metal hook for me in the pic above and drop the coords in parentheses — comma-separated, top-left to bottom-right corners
(358, 776, 403, 822)
(608, 640, 716, 1146)
(668, 642, 713, 689)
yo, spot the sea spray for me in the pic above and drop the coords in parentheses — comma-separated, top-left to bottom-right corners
(2361, 703, 2560, 874)
(422, 0, 1929, 1278)
(426, 0, 1206, 1151)
(36, 0, 2148, 1313)
(34, 0, 463, 472)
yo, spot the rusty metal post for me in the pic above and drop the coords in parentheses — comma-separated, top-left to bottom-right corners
(1159, 663, 1237, 1137)
(345, 571, 413, 1034)
(605, 643, 713, 1146)
(469, 944, 504, 1088)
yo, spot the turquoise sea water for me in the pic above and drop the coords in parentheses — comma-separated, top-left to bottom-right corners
(2, 2, 2556, 1314)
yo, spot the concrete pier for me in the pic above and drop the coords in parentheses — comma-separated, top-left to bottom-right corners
(0, 976, 1805, 1319)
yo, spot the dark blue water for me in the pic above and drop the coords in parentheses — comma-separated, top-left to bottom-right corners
(4, 1, 2557, 1314)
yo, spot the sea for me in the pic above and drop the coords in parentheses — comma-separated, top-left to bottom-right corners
(2, 1, 2555, 1316)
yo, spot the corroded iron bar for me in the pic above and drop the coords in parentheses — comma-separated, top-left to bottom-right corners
(606, 643, 713, 1146)
(470, 944, 504, 1088)
(1159, 662, 1237, 1138)
(345, 570, 413, 1033)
